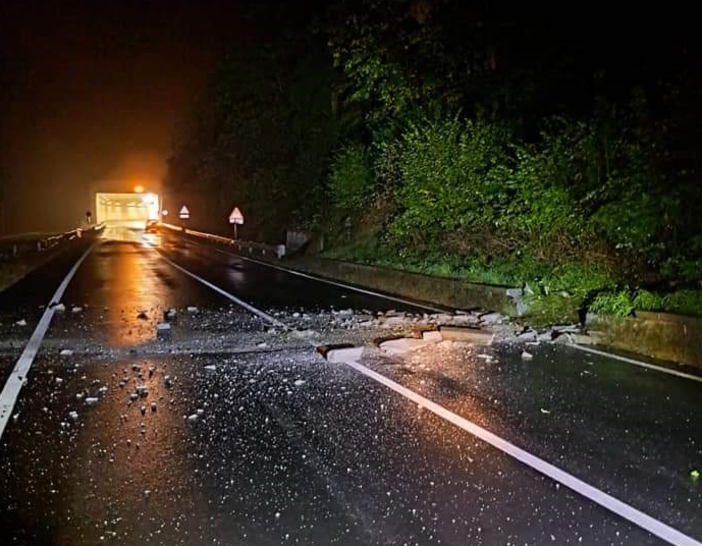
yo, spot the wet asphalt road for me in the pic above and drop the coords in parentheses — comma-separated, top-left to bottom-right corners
(0, 229, 701, 545)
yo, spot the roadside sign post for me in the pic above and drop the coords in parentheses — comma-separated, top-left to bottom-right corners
(228, 206, 244, 240)
(179, 205, 190, 231)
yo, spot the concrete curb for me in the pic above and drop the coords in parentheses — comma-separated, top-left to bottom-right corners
(279, 257, 522, 316)
(586, 312, 702, 369)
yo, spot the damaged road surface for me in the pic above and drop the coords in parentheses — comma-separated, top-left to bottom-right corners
(0, 234, 701, 546)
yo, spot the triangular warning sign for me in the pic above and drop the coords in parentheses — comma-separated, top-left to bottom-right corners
(229, 207, 244, 224)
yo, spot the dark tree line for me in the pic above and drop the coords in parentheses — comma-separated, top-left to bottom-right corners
(164, 0, 702, 315)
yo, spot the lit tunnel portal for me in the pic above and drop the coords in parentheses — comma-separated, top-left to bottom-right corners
(95, 192, 160, 229)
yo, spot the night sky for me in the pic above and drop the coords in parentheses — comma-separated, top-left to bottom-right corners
(0, 0, 246, 233)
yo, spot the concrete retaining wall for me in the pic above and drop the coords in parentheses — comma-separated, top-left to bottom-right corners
(287, 257, 520, 314)
(586, 311, 702, 368)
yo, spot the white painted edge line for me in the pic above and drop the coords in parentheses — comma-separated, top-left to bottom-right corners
(0, 243, 97, 442)
(186, 237, 448, 314)
(336, 355, 701, 546)
(572, 344, 702, 384)
(147, 237, 700, 545)
(150, 235, 699, 545)
(154, 251, 288, 330)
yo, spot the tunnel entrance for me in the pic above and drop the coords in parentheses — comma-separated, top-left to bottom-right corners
(95, 192, 160, 229)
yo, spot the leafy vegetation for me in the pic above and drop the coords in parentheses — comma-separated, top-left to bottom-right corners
(164, 0, 702, 320)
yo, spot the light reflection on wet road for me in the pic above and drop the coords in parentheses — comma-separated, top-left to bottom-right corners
(0, 233, 699, 545)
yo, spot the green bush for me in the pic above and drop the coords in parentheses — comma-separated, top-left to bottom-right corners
(328, 144, 374, 210)
(322, 101, 702, 322)
(589, 289, 636, 317)
(589, 287, 702, 318)
(389, 116, 513, 245)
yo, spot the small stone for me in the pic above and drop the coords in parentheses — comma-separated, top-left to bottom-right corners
(69, 411, 79, 420)
(187, 306, 198, 314)
(479, 312, 503, 324)
(71, 306, 83, 314)
(204, 364, 216, 371)
(53, 303, 66, 312)
(293, 379, 306, 387)
(422, 330, 443, 343)
(15, 319, 27, 327)
(59, 349, 74, 356)
(521, 350, 534, 361)
(84, 397, 99, 405)
(292, 329, 316, 339)
(187, 413, 199, 422)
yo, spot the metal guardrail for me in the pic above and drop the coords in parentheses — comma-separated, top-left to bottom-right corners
(161, 223, 286, 259)
(0, 223, 105, 260)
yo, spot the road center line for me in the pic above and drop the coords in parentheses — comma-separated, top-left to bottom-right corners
(335, 354, 701, 546)
(154, 250, 288, 330)
(0, 243, 97, 442)
(572, 344, 702, 384)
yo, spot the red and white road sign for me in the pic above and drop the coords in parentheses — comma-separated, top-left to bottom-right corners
(229, 207, 244, 225)
(179, 205, 190, 219)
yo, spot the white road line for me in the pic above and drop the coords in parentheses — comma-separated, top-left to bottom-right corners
(155, 251, 288, 330)
(573, 344, 702, 384)
(336, 355, 702, 546)
(0, 243, 96, 442)
(187, 238, 448, 314)
(152, 237, 700, 545)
